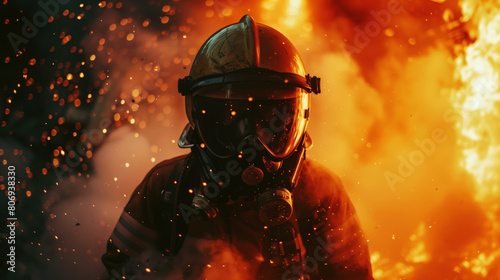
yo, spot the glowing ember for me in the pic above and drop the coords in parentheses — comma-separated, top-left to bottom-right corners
(2, 0, 500, 279)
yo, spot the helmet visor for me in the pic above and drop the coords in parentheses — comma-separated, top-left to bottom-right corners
(192, 84, 309, 159)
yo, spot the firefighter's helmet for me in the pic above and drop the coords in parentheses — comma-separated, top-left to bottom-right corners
(178, 15, 320, 160)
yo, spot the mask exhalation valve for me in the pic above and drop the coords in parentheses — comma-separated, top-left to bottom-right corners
(241, 165, 264, 185)
(257, 188, 293, 226)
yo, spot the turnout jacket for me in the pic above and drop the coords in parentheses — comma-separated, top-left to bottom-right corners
(102, 154, 373, 279)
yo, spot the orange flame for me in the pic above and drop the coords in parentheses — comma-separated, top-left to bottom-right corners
(452, 0, 500, 277)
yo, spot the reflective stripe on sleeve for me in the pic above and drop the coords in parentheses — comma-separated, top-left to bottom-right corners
(110, 211, 159, 256)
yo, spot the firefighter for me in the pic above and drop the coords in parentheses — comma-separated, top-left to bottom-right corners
(102, 15, 373, 280)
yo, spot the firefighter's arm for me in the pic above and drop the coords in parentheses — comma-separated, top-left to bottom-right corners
(101, 162, 174, 278)
(313, 177, 373, 280)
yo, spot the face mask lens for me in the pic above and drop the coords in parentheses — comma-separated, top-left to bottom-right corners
(192, 85, 309, 158)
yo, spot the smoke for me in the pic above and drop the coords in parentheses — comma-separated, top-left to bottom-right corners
(28, 0, 498, 279)
(125, 237, 258, 280)
(35, 126, 159, 279)
(33, 2, 246, 279)
(279, 0, 494, 279)
(33, 5, 195, 278)
(306, 44, 468, 279)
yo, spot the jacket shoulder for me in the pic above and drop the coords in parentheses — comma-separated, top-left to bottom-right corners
(296, 158, 344, 200)
(144, 153, 190, 181)
(294, 158, 356, 217)
(124, 153, 190, 228)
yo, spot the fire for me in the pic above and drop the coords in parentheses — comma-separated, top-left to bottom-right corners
(405, 223, 430, 264)
(451, 0, 500, 278)
(4, 0, 500, 278)
(454, 0, 500, 204)
(261, 0, 312, 35)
